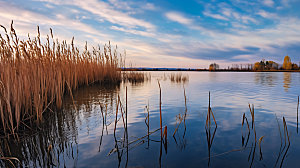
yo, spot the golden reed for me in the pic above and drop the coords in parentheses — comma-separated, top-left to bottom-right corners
(0, 21, 123, 135)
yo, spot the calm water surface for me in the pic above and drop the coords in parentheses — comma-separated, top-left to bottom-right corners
(2, 72, 300, 168)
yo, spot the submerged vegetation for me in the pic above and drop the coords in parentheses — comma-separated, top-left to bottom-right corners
(0, 22, 124, 135)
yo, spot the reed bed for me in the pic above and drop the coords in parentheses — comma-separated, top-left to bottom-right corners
(170, 73, 188, 83)
(122, 72, 150, 83)
(0, 22, 123, 135)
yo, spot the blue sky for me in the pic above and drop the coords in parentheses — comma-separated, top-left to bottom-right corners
(1, 0, 300, 68)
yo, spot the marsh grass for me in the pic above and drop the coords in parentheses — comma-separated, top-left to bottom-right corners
(122, 72, 150, 83)
(0, 22, 123, 135)
(170, 73, 188, 83)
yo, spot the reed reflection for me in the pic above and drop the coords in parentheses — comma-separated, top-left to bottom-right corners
(0, 108, 79, 167)
(170, 73, 189, 84)
(205, 125, 217, 167)
(0, 84, 120, 167)
(274, 117, 290, 168)
(173, 88, 188, 151)
(205, 92, 217, 167)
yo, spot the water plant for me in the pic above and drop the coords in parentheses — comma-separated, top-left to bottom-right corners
(206, 92, 217, 128)
(122, 72, 150, 83)
(0, 22, 123, 135)
(170, 73, 188, 83)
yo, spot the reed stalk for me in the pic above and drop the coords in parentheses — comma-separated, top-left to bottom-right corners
(297, 96, 299, 133)
(125, 87, 128, 138)
(206, 92, 217, 128)
(158, 81, 162, 139)
(258, 136, 264, 160)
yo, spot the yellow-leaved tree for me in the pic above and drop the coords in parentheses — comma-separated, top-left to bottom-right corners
(283, 55, 292, 70)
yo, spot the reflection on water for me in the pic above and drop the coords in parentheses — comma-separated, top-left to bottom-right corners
(0, 84, 120, 167)
(255, 72, 278, 87)
(0, 106, 79, 167)
(1, 72, 300, 167)
(205, 125, 217, 167)
(283, 72, 292, 92)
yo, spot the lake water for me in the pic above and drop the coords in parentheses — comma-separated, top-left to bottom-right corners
(1, 72, 300, 167)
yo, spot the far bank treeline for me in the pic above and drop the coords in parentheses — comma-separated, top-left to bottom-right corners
(209, 55, 300, 71)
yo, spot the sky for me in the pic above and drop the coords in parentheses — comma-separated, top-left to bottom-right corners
(0, 0, 300, 68)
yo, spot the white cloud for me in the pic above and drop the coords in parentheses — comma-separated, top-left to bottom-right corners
(165, 12, 193, 25)
(203, 11, 229, 21)
(110, 26, 155, 37)
(263, 0, 275, 7)
(35, 0, 156, 31)
(2, 0, 300, 68)
(204, 6, 258, 24)
(75, 0, 155, 30)
(231, 22, 248, 29)
(143, 3, 156, 11)
(0, 2, 109, 37)
(257, 10, 277, 18)
(164, 11, 205, 31)
(221, 8, 232, 17)
(240, 16, 258, 24)
(227, 9, 258, 24)
(108, 0, 132, 10)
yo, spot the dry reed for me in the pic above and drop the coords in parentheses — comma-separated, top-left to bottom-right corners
(258, 136, 264, 160)
(170, 73, 188, 83)
(205, 92, 217, 128)
(297, 96, 299, 133)
(158, 81, 162, 139)
(122, 72, 150, 83)
(0, 22, 123, 135)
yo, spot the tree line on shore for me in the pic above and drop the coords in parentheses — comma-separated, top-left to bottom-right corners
(209, 55, 299, 71)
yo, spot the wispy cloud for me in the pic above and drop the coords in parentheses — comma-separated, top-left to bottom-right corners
(143, 3, 156, 11)
(110, 26, 155, 37)
(73, 0, 156, 31)
(165, 12, 193, 25)
(0, 1, 110, 41)
(36, 0, 156, 31)
(1, 0, 299, 68)
(203, 11, 229, 21)
(203, 4, 258, 25)
(108, 0, 132, 11)
(257, 10, 277, 18)
(263, 0, 275, 7)
(165, 11, 206, 32)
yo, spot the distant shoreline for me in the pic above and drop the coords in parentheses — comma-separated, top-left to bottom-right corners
(122, 68, 300, 72)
